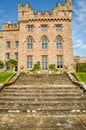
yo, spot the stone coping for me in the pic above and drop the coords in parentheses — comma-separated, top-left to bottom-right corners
(0, 72, 21, 91)
(67, 72, 86, 92)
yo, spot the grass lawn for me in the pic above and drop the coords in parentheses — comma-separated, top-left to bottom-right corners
(74, 72, 86, 84)
(0, 72, 15, 84)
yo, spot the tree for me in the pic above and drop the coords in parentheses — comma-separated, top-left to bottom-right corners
(0, 61, 4, 69)
(6, 59, 18, 71)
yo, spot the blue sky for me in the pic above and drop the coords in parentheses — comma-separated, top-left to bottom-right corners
(0, 0, 86, 57)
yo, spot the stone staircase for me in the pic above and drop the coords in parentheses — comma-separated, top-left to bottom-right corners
(0, 73, 86, 129)
(0, 73, 86, 115)
(14, 73, 74, 85)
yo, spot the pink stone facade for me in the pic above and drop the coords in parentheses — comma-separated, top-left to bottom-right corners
(0, 0, 74, 71)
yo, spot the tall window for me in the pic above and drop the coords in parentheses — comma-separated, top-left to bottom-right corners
(6, 53, 10, 60)
(42, 37, 48, 50)
(27, 38, 33, 49)
(27, 56, 32, 69)
(42, 25, 47, 32)
(15, 41, 19, 49)
(6, 41, 10, 49)
(57, 56, 63, 68)
(28, 25, 33, 32)
(56, 24, 62, 32)
(42, 56, 48, 70)
(56, 39, 62, 49)
(15, 53, 18, 60)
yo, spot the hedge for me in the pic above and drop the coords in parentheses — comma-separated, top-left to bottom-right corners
(76, 63, 86, 72)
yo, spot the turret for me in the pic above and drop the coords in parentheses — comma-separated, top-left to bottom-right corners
(18, 3, 34, 22)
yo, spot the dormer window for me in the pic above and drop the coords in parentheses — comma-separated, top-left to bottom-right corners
(56, 24, 62, 32)
(41, 25, 47, 32)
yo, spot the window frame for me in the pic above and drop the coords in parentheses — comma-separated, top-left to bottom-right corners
(56, 39, 62, 50)
(57, 55, 63, 68)
(15, 53, 18, 60)
(15, 41, 19, 49)
(28, 25, 33, 33)
(42, 56, 48, 70)
(6, 53, 10, 60)
(6, 41, 11, 49)
(27, 56, 33, 69)
(41, 25, 47, 32)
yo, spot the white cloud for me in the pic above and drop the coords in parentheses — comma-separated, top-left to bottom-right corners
(72, 0, 86, 56)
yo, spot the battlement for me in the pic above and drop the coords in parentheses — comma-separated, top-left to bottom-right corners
(18, 0, 72, 22)
(2, 23, 19, 31)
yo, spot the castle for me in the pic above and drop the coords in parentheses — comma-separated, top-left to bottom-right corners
(0, 0, 74, 71)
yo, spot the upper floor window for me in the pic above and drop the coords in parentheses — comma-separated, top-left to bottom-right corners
(57, 55, 63, 68)
(56, 24, 62, 32)
(15, 53, 18, 60)
(6, 41, 10, 49)
(15, 41, 19, 49)
(6, 53, 10, 60)
(28, 25, 33, 32)
(42, 37, 48, 50)
(41, 25, 47, 32)
(27, 38, 33, 49)
(56, 35, 63, 50)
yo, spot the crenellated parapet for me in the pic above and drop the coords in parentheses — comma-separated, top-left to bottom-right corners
(2, 23, 19, 31)
(18, 0, 72, 22)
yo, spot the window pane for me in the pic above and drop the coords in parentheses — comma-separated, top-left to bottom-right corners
(6, 41, 10, 49)
(27, 39, 33, 49)
(28, 26, 33, 32)
(16, 41, 19, 49)
(56, 25, 62, 32)
(56, 40, 62, 49)
(57, 56, 63, 68)
(27, 56, 32, 69)
(42, 56, 48, 70)
(15, 53, 18, 60)
(6, 53, 10, 60)
(42, 25, 47, 32)
(42, 38, 48, 49)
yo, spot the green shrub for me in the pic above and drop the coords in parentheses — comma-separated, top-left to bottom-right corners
(6, 59, 18, 71)
(0, 61, 4, 69)
(76, 63, 86, 72)
(32, 61, 41, 72)
(49, 64, 57, 71)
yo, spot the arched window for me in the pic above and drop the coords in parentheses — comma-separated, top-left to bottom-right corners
(42, 36, 48, 50)
(27, 38, 33, 49)
(56, 36, 63, 49)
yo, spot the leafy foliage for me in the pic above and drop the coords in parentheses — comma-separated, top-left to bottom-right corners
(0, 61, 4, 69)
(76, 63, 86, 72)
(49, 64, 57, 71)
(32, 61, 41, 72)
(6, 59, 18, 71)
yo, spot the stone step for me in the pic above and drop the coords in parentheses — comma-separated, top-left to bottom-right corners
(5, 85, 78, 89)
(0, 103, 85, 111)
(0, 92, 83, 96)
(0, 99, 86, 104)
(14, 73, 74, 85)
(0, 107, 86, 115)
(0, 95, 85, 100)
(3, 88, 81, 93)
